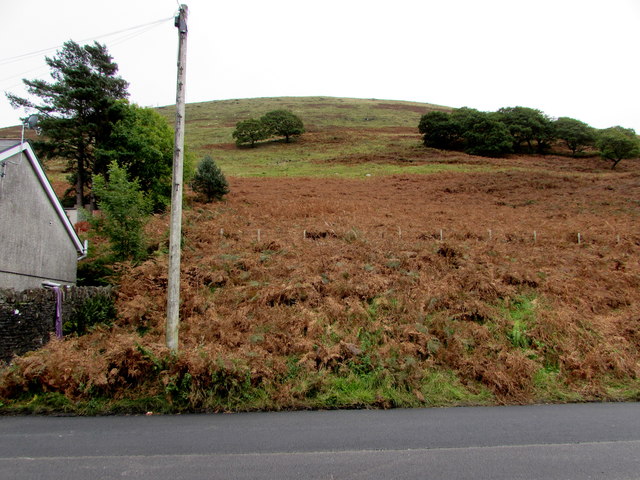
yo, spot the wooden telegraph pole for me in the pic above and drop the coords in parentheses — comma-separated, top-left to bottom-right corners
(166, 4, 188, 352)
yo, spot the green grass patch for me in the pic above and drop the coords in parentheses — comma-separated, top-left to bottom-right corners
(602, 377, 640, 402)
(204, 148, 498, 178)
(420, 369, 494, 406)
(532, 367, 582, 403)
(502, 294, 538, 348)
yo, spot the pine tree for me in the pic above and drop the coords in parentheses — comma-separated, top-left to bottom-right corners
(190, 155, 229, 202)
(7, 41, 129, 207)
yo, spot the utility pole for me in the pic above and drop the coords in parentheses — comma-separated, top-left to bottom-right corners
(166, 4, 188, 352)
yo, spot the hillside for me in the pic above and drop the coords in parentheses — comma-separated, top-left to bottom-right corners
(1, 97, 639, 414)
(157, 96, 459, 177)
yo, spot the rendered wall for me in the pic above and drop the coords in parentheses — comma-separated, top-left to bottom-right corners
(0, 151, 78, 290)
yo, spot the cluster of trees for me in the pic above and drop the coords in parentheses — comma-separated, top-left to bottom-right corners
(7, 41, 228, 262)
(232, 110, 304, 147)
(7, 40, 179, 212)
(419, 107, 639, 168)
(8, 40, 232, 262)
(87, 152, 227, 262)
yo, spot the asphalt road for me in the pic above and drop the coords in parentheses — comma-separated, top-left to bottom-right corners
(1, 403, 639, 479)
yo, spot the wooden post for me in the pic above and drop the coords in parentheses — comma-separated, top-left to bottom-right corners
(166, 4, 188, 353)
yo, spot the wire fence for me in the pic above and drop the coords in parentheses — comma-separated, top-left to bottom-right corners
(209, 226, 639, 250)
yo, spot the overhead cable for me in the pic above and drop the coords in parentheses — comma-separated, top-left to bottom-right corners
(0, 16, 173, 67)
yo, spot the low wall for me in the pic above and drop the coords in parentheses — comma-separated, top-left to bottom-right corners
(0, 287, 113, 363)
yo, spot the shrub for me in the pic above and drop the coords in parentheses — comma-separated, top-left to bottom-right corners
(452, 108, 513, 157)
(76, 258, 114, 286)
(92, 161, 151, 261)
(418, 111, 461, 149)
(63, 293, 116, 336)
(190, 155, 229, 202)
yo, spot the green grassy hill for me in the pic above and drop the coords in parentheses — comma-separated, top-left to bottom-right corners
(157, 96, 457, 177)
(158, 96, 447, 146)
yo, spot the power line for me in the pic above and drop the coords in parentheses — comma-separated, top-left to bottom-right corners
(0, 16, 174, 95)
(109, 22, 171, 48)
(0, 64, 48, 84)
(0, 16, 173, 67)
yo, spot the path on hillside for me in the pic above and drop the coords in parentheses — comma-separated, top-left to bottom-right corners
(1, 403, 639, 479)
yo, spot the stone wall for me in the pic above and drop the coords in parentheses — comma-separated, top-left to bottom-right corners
(0, 286, 113, 363)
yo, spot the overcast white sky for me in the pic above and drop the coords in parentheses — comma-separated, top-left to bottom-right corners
(2, 0, 639, 132)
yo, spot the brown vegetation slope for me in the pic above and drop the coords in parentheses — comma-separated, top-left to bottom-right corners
(1, 97, 639, 412)
(2, 154, 639, 411)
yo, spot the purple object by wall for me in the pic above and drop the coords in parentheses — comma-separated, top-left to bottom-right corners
(52, 286, 63, 338)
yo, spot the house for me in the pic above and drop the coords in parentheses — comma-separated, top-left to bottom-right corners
(0, 140, 87, 290)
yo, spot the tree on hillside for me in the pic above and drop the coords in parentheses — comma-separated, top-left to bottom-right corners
(497, 106, 554, 154)
(418, 111, 461, 149)
(554, 117, 596, 156)
(7, 41, 129, 208)
(232, 118, 270, 147)
(452, 108, 513, 157)
(261, 110, 305, 143)
(95, 103, 175, 212)
(190, 155, 229, 202)
(596, 126, 640, 169)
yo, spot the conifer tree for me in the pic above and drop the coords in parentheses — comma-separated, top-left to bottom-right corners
(7, 41, 129, 207)
(190, 155, 229, 202)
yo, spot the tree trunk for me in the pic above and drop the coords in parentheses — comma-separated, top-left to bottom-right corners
(76, 156, 84, 208)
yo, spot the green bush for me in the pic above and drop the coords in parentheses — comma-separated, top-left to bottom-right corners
(63, 293, 116, 336)
(92, 161, 151, 261)
(190, 155, 229, 202)
(418, 108, 512, 157)
(418, 111, 461, 149)
(76, 258, 114, 286)
(452, 108, 513, 157)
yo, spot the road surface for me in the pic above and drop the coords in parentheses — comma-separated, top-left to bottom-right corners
(1, 403, 639, 479)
